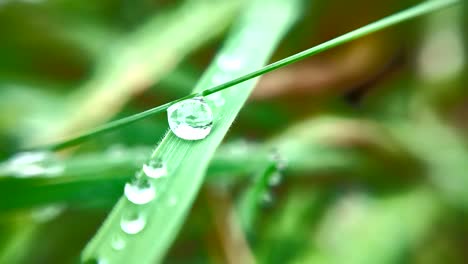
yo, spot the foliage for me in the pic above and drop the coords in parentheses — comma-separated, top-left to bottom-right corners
(0, 0, 465, 263)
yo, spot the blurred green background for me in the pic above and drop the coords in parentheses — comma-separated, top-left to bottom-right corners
(0, 0, 466, 263)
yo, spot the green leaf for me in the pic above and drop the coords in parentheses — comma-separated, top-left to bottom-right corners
(1, 117, 419, 212)
(25, 0, 243, 148)
(81, 0, 302, 263)
(29, 0, 460, 151)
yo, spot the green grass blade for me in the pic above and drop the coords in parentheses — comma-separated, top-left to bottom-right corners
(25, 0, 242, 148)
(2, 117, 418, 212)
(81, 0, 302, 263)
(25, 0, 459, 152)
(237, 162, 279, 232)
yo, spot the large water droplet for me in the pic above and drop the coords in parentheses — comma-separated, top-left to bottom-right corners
(167, 97, 213, 140)
(120, 211, 146, 235)
(124, 177, 155, 205)
(142, 159, 167, 179)
(5, 151, 64, 178)
(111, 235, 126, 251)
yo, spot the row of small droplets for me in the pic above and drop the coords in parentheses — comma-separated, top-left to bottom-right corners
(108, 54, 245, 258)
(109, 158, 169, 253)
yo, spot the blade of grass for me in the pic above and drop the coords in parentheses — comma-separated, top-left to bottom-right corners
(81, 0, 302, 263)
(256, 189, 328, 264)
(1, 117, 421, 212)
(236, 162, 279, 233)
(26, 0, 460, 151)
(26, 0, 242, 147)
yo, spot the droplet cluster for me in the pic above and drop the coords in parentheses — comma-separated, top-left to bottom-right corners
(114, 157, 170, 254)
(98, 52, 246, 260)
(166, 54, 245, 141)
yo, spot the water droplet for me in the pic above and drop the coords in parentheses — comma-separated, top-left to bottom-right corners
(268, 172, 282, 186)
(217, 54, 243, 71)
(111, 235, 126, 250)
(269, 148, 287, 171)
(5, 151, 64, 178)
(167, 97, 213, 140)
(168, 196, 177, 206)
(142, 159, 167, 179)
(120, 210, 146, 235)
(124, 177, 155, 205)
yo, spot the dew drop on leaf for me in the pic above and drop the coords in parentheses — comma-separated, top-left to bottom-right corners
(120, 210, 146, 235)
(142, 159, 167, 179)
(268, 172, 282, 186)
(124, 177, 156, 205)
(270, 148, 288, 171)
(111, 235, 126, 251)
(167, 97, 213, 140)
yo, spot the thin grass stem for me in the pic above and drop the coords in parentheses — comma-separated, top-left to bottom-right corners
(30, 0, 459, 151)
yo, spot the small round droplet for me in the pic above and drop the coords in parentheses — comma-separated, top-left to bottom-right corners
(269, 148, 287, 171)
(120, 211, 146, 235)
(167, 97, 213, 140)
(124, 177, 155, 205)
(111, 235, 126, 251)
(217, 54, 243, 71)
(142, 159, 167, 179)
(268, 172, 282, 186)
(5, 151, 64, 178)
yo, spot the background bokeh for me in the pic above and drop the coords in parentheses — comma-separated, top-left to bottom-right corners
(0, 0, 467, 263)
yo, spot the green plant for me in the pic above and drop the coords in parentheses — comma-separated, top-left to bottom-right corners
(0, 0, 464, 263)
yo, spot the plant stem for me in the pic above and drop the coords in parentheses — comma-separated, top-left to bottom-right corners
(28, 0, 459, 151)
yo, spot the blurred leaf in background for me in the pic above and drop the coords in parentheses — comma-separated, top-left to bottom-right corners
(0, 0, 466, 263)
